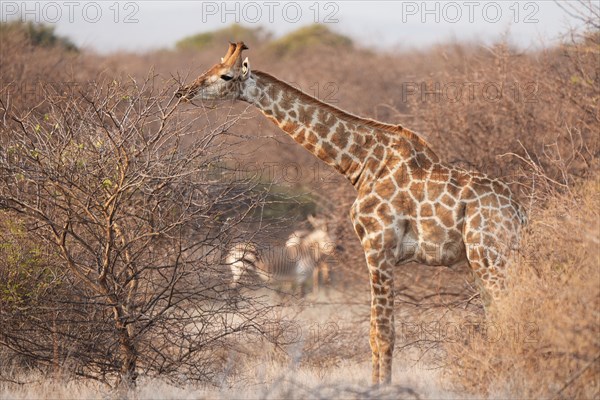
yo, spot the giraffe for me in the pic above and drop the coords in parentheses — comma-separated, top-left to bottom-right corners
(176, 42, 527, 385)
(226, 215, 337, 294)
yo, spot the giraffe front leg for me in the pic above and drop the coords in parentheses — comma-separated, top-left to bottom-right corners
(366, 250, 395, 385)
(369, 292, 380, 384)
(351, 200, 396, 385)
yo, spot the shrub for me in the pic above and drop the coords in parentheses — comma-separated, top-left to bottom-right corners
(266, 24, 353, 57)
(175, 24, 271, 50)
(443, 176, 600, 398)
(0, 216, 59, 309)
(0, 21, 77, 52)
(0, 75, 281, 389)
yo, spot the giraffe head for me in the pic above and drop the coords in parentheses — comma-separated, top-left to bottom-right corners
(175, 41, 252, 101)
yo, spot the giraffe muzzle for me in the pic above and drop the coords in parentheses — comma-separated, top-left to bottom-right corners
(175, 87, 193, 102)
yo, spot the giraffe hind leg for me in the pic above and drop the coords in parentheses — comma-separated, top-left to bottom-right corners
(464, 243, 505, 309)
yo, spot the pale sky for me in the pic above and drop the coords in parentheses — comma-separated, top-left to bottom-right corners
(0, 1, 590, 53)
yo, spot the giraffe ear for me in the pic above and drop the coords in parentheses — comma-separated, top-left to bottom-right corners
(241, 57, 251, 79)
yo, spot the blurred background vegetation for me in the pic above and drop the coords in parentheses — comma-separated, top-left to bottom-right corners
(0, 21, 77, 51)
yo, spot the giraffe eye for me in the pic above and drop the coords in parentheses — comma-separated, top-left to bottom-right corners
(220, 74, 233, 81)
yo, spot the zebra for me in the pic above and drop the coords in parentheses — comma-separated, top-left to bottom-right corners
(226, 216, 339, 294)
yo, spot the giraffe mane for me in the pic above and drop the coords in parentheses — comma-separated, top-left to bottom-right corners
(253, 71, 434, 152)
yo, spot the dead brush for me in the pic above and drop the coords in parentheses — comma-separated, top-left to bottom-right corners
(443, 176, 600, 398)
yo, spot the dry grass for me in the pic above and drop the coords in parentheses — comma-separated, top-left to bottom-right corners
(1, 359, 461, 400)
(444, 177, 600, 398)
(0, 284, 466, 399)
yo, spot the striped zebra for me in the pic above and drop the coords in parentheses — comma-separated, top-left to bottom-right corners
(226, 216, 338, 294)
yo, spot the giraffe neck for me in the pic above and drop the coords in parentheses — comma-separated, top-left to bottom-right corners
(240, 70, 382, 186)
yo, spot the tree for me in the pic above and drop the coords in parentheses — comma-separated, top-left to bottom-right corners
(0, 75, 277, 389)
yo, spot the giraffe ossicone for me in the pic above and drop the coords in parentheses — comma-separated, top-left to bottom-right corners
(177, 42, 527, 385)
